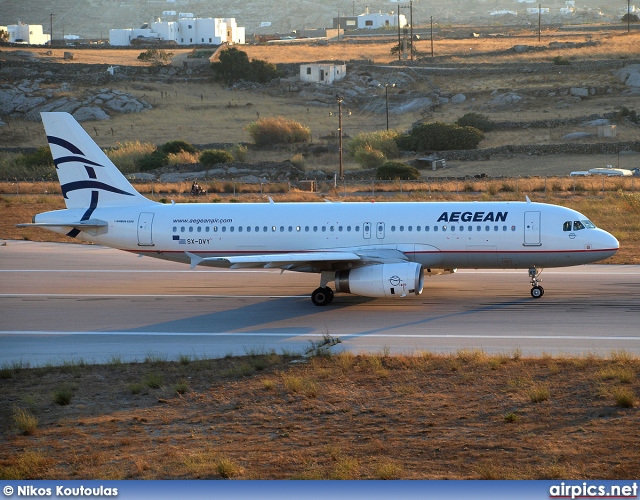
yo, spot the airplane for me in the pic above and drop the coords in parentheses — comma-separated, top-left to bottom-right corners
(18, 112, 619, 306)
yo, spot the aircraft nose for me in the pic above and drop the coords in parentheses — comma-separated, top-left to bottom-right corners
(600, 230, 619, 253)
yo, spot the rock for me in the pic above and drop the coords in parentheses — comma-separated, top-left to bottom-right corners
(570, 87, 589, 97)
(64, 52, 74, 60)
(73, 106, 110, 121)
(451, 94, 466, 103)
(104, 96, 146, 113)
(126, 173, 157, 181)
(616, 64, 640, 87)
(513, 45, 530, 53)
(489, 92, 522, 105)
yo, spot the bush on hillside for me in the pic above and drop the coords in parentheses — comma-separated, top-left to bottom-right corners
(354, 145, 386, 169)
(159, 140, 197, 155)
(137, 49, 173, 66)
(199, 149, 234, 166)
(398, 122, 484, 151)
(135, 150, 169, 171)
(348, 130, 400, 159)
(246, 117, 311, 146)
(456, 113, 495, 133)
(211, 47, 279, 84)
(376, 162, 420, 180)
(15, 147, 54, 168)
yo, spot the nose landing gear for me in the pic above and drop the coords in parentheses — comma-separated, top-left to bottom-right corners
(529, 267, 544, 298)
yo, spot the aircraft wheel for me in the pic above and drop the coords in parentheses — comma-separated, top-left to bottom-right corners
(325, 287, 334, 304)
(312, 287, 331, 306)
(531, 286, 544, 299)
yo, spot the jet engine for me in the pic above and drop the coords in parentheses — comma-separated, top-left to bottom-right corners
(334, 262, 424, 298)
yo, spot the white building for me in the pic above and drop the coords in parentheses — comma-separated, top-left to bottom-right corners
(110, 16, 245, 46)
(300, 63, 346, 84)
(6, 22, 51, 45)
(526, 7, 550, 14)
(357, 12, 407, 29)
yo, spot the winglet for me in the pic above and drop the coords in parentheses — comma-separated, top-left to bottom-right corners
(526, 196, 532, 203)
(185, 251, 204, 269)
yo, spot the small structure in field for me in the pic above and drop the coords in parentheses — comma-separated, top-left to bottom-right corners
(300, 63, 346, 85)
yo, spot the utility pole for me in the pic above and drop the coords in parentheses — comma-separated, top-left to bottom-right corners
(410, 0, 414, 61)
(538, 4, 541, 42)
(50, 14, 53, 46)
(430, 16, 434, 57)
(337, 96, 344, 180)
(628, 0, 631, 33)
(384, 84, 395, 130)
(397, 9, 401, 61)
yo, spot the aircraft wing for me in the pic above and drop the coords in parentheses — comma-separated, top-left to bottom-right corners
(184, 248, 410, 272)
(185, 251, 363, 270)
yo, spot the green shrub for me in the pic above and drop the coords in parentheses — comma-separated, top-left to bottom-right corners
(231, 144, 248, 161)
(552, 55, 571, 66)
(249, 58, 279, 83)
(13, 407, 38, 435)
(246, 117, 311, 146)
(376, 161, 420, 180)
(143, 373, 164, 389)
(399, 122, 484, 151)
(211, 47, 279, 84)
(354, 146, 386, 169)
(15, 147, 54, 168)
(52, 386, 74, 406)
(135, 150, 169, 171)
(159, 140, 197, 155)
(200, 149, 234, 166)
(348, 130, 400, 159)
(456, 112, 495, 132)
(137, 48, 173, 65)
(105, 141, 156, 174)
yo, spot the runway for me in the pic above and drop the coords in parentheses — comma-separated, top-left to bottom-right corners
(1, 241, 639, 366)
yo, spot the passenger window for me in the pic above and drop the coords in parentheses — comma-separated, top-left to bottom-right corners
(222, 227, 226, 232)
(563, 221, 572, 232)
(347, 226, 351, 232)
(408, 226, 412, 232)
(272, 226, 276, 232)
(503, 226, 507, 231)
(425, 226, 430, 232)
(280, 226, 284, 232)
(213, 226, 218, 232)
(355, 226, 360, 232)
(305, 226, 309, 232)
(434, 226, 438, 232)
(442, 226, 447, 232)
(172, 226, 177, 232)
(197, 226, 202, 233)
(189, 226, 193, 232)
(391, 226, 396, 232)
(205, 226, 210, 232)
(313, 226, 318, 232)
(468, 226, 472, 232)
(494, 226, 498, 231)
(451, 226, 455, 232)
(288, 226, 293, 232)
(338, 226, 343, 232)
(230, 227, 235, 232)
(477, 225, 481, 231)
(511, 226, 516, 231)
(459, 226, 464, 232)
(181, 227, 185, 233)
(400, 226, 404, 232)
(485, 225, 490, 231)
(417, 226, 421, 232)
(322, 226, 326, 232)
(238, 226, 243, 232)
(330, 226, 334, 232)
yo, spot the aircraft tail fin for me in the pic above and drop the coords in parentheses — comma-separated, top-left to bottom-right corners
(41, 112, 155, 210)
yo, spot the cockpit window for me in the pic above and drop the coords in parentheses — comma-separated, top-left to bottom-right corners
(582, 220, 596, 229)
(573, 221, 585, 231)
(563, 221, 572, 232)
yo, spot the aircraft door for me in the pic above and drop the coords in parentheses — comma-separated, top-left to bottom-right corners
(363, 222, 371, 239)
(138, 212, 155, 246)
(524, 211, 541, 246)
(376, 222, 385, 239)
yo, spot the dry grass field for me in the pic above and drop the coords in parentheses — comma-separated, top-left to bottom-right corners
(1, 350, 638, 479)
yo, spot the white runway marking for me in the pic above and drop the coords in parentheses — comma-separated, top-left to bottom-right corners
(2, 331, 639, 341)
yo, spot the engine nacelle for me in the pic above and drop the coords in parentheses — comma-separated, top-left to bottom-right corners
(334, 262, 424, 299)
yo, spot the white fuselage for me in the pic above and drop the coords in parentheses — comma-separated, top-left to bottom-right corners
(36, 200, 619, 271)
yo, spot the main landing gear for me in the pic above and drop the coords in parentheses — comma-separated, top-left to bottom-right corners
(529, 267, 544, 298)
(311, 286, 334, 306)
